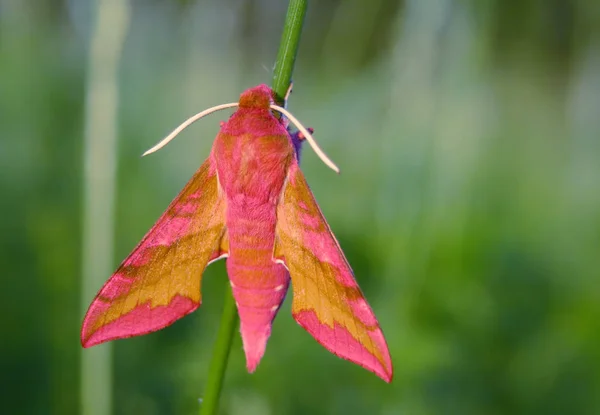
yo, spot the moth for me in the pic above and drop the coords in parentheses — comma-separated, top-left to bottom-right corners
(81, 84, 393, 382)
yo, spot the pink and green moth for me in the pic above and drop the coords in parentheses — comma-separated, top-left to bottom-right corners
(81, 84, 393, 382)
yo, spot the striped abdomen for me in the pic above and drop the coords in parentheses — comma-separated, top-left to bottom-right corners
(225, 202, 290, 371)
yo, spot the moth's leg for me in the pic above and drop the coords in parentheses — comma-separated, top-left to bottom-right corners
(284, 81, 293, 106)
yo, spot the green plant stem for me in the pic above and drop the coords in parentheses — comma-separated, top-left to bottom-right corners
(200, 2, 308, 414)
(272, 0, 308, 104)
(200, 288, 238, 415)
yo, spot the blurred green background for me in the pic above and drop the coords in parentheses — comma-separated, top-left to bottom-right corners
(2, 0, 600, 414)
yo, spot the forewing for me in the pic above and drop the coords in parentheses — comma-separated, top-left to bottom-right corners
(274, 162, 393, 382)
(81, 156, 228, 347)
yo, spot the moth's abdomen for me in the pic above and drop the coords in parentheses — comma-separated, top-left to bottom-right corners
(225, 203, 290, 372)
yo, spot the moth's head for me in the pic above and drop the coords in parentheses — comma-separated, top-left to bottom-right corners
(238, 84, 275, 109)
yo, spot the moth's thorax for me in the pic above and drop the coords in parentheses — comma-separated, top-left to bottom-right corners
(213, 108, 293, 206)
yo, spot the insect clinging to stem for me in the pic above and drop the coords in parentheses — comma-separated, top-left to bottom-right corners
(81, 84, 393, 382)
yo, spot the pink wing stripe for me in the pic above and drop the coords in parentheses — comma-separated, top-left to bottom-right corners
(121, 184, 209, 268)
(82, 295, 198, 347)
(295, 309, 393, 382)
(126, 216, 193, 267)
(94, 272, 133, 300)
(143, 217, 192, 247)
(347, 297, 379, 327)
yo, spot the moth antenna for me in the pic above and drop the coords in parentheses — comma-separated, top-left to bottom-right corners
(270, 104, 340, 173)
(142, 102, 239, 156)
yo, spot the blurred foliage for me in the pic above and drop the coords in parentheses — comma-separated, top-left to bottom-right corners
(1, 0, 600, 414)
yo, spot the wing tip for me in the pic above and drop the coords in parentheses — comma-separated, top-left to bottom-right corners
(80, 295, 200, 349)
(80, 335, 110, 349)
(294, 309, 393, 382)
(80, 334, 96, 348)
(373, 362, 394, 383)
(329, 340, 393, 383)
(80, 336, 92, 348)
